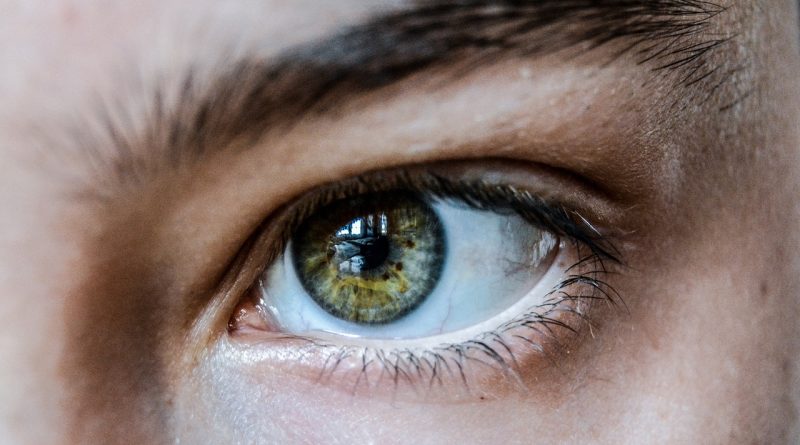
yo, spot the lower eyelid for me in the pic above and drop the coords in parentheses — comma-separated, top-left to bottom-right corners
(226, 243, 619, 400)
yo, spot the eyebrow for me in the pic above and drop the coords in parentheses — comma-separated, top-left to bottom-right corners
(92, 0, 732, 185)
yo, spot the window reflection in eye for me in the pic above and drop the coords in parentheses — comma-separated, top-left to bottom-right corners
(263, 190, 558, 338)
(290, 192, 447, 328)
(228, 167, 621, 393)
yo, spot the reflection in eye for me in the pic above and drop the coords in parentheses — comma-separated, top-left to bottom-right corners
(291, 192, 446, 326)
(259, 188, 563, 340)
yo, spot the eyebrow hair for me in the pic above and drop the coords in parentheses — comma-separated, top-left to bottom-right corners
(91, 0, 733, 186)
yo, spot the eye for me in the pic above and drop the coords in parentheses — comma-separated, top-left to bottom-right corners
(227, 167, 621, 395)
(260, 190, 558, 339)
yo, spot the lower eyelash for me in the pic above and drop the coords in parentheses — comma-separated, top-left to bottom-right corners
(265, 248, 623, 396)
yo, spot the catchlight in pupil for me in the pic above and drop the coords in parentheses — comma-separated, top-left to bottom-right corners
(331, 214, 390, 273)
(291, 192, 445, 325)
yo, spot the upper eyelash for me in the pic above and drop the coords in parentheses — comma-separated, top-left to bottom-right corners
(419, 174, 622, 263)
(266, 168, 621, 268)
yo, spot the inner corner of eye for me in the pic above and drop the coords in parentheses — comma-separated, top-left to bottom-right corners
(246, 188, 563, 341)
(228, 288, 274, 336)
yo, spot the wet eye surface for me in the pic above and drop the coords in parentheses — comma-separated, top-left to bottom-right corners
(292, 192, 445, 325)
(258, 187, 561, 340)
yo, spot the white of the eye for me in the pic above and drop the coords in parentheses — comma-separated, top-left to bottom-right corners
(260, 200, 558, 340)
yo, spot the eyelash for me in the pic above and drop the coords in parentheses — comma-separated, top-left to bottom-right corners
(231, 167, 624, 392)
(255, 250, 620, 392)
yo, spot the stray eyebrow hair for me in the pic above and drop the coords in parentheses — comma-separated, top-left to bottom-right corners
(90, 0, 735, 186)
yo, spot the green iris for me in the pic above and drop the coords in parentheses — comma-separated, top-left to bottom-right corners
(292, 192, 445, 325)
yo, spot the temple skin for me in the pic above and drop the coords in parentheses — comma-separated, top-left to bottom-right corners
(0, 1, 799, 444)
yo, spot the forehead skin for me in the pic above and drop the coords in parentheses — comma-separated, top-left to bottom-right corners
(0, 1, 798, 444)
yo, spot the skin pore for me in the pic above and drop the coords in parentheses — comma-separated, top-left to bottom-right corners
(0, 0, 799, 444)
